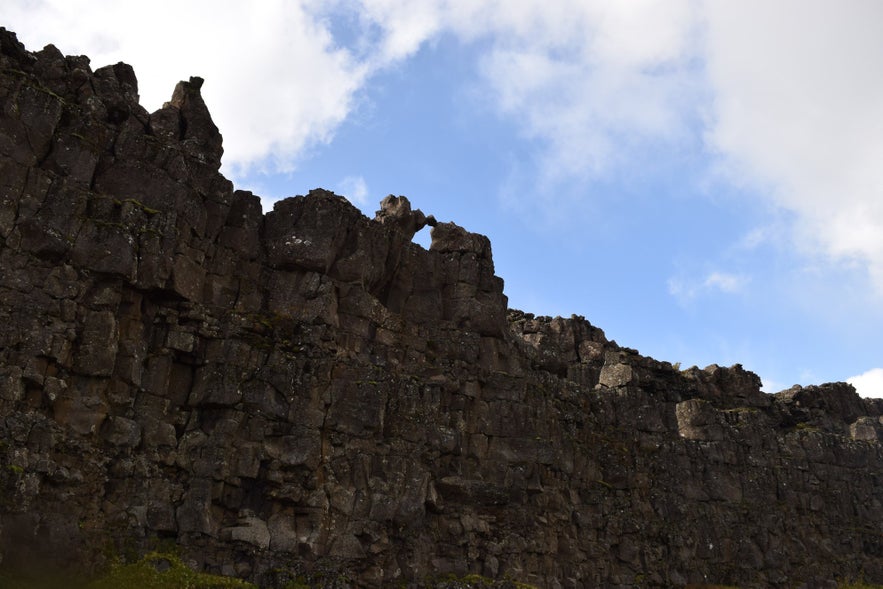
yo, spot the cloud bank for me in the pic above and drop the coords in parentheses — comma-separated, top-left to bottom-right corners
(703, 1, 883, 293)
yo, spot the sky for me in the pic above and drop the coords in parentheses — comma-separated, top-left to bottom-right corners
(6, 0, 883, 397)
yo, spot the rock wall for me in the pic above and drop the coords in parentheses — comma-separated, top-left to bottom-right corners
(1, 28, 882, 588)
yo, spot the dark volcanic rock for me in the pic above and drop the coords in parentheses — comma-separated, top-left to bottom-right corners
(1, 27, 882, 588)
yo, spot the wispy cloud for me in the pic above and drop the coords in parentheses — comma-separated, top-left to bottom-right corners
(703, 272, 747, 293)
(759, 377, 787, 395)
(847, 368, 883, 399)
(336, 175, 370, 208)
(668, 270, 750, 303)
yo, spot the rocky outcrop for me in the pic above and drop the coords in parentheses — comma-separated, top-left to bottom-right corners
(374, 194, 436, 241)
(1, 28, 882, 588)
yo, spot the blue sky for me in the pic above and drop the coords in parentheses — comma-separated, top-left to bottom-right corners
(7, 1, 883, 396)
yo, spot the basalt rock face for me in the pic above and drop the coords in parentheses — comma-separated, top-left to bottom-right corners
(1, 28, 882, 588)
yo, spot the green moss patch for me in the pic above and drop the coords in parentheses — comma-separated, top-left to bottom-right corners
(84, 552, 256, 589)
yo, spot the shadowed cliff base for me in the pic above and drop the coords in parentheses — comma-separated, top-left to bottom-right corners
(1, 27, 882, 588)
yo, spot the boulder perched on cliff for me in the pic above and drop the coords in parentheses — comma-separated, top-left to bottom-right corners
(374, 194, 436, 240)
(1, 28, 882, 589)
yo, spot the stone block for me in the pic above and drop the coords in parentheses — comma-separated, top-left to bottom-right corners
(101, 415, 142, 447)
(74, 310, 119, 376)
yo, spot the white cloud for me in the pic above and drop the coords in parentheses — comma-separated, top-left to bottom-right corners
(342, 0, 446, 65)
(847, 367, 883, 399)
(703, 1, 883, 293)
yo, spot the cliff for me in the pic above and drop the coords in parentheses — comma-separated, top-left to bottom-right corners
(1, 28, 881, 588)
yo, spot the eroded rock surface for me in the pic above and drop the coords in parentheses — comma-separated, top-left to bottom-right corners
(1, 28, 882, 588)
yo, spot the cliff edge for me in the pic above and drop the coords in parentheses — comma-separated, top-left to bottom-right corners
(1, 28, 881, 588)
